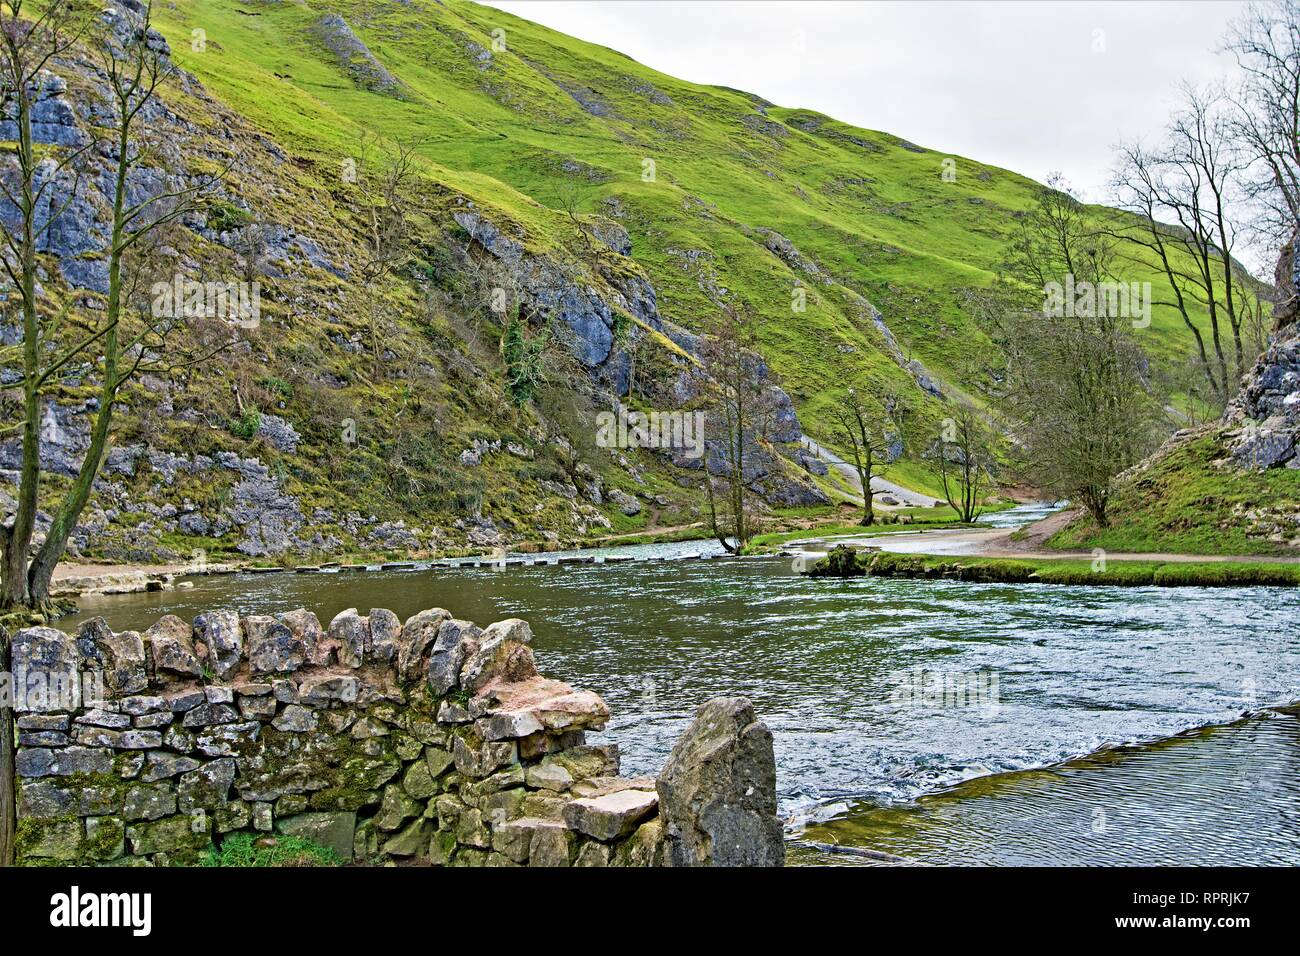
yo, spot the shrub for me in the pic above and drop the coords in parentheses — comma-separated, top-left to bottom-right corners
(807, 544, 867, 577)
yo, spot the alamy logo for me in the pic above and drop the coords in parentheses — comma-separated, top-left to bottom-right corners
(891, 667, 1000, 711)
(595, 404, 705, 459)
(151, 275, 260, 328)
(1043, 274, 1151, 328)
(50, 886, 152, 936)
(1, 666, 105, 711)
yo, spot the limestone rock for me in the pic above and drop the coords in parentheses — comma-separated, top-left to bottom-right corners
(401, 760, 438, 800)
(397, 607, 450, 682)
(277, 811, 356, 861)
(193, 609, 243, 680)
(656, 696, 784, 867)
(244, 614, 308, 675)
(375, 783, 421, 831)
(368, 607, 401, 664)
(459, 618, 538, 694)
(11, 626, 81, 712)
(383, 817, 433, 857)
(278, 609, 324, 666)
(428, 618, 482, 695)
(76, 618, 148, 696)
(20, 819, 82, 860)
(128, 814, 207, 856)
(272, 704, 318, 732)
(613, 818, 666, 867)
(177, 758, 236, 810)
(529, 823, 577, 867)
(563, 788, 658, 841)
(145, 615, 202, 680)
(452, 730, 518, 779)
(299, 675, 358, 707)
(142, 751, 201, 782)
(124, 782, 177, 821)
(328, 608, 369, 669)
(472, 677, 610, 739)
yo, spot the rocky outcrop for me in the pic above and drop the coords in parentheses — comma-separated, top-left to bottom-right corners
(1225, 231, 1300, 469)
(657, 697, 785, 867)
(311, 14, 403, 96)
(453, 206, 828, 507)
(11, 606, 783, 867)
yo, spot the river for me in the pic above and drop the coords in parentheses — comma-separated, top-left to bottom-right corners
(62, 506, 1300, 865)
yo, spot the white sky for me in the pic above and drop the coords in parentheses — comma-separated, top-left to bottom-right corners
(483, 0, 1247, 203)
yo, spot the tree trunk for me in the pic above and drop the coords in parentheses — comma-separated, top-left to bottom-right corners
(25, 84, 133, 609)
(1, 82, 40, 611)
(0, 626, 15, 867)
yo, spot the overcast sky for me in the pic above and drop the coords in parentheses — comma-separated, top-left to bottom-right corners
(484, 0, 1247, 203)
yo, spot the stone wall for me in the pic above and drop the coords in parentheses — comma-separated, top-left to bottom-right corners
(8, 605, 783, 867)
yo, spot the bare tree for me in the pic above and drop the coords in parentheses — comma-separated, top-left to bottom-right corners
(1, 2, 229, 612)
(0, 0, 90, 865)
(696, 303, 775, 553)
(999, 179, 1160, 526)
(235, 221, 269, 285)
(350, 135, 419, 379)
(935, 406, 990, 524)
(1111, 87, 1268, 406)
(554, 177, 595, 258)
(1222, 0, 1300, 253)
(829, 388, 891, 525)
(0, 0, 92, 612)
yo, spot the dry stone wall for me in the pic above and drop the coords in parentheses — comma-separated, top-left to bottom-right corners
(9, 604, 783, 867)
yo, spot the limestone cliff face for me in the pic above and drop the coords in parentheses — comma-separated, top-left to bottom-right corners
(1226, 231, 1300, 470)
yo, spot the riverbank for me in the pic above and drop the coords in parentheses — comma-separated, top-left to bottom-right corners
(857, 550, 1300, 587)
(782, 500, 1300, 586)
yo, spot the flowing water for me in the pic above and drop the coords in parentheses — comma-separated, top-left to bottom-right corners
(63, 509, 1300, 865)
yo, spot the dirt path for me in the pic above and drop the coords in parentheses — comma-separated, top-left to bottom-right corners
(582, 521, 707, 544)
(52, 562, 194, 582)
(799, 436, 940, 508)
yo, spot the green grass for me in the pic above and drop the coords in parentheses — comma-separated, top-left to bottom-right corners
(861, 551, 1300, 587)
(200, 833, 344, 867)
(1049, 431, 1300, 557)
(31, 0, 1255, 566)
(151, 0, 1233, 489)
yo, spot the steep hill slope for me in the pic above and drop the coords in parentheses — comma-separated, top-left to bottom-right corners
(0, 0, 1230, 564)
(154, 0, 1221, 407)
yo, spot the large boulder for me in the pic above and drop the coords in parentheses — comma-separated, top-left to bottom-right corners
(656, 697, 784, 867)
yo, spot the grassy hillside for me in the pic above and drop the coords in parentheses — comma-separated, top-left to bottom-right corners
(5, 0, 1249, 567)
(151, 0, 1218, 486)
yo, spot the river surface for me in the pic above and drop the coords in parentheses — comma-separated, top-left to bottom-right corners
(64, 506, 1300, 865)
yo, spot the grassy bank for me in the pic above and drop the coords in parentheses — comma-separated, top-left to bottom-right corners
(810, 548, 1300, 587)
(1049, 432, 1300, 557)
